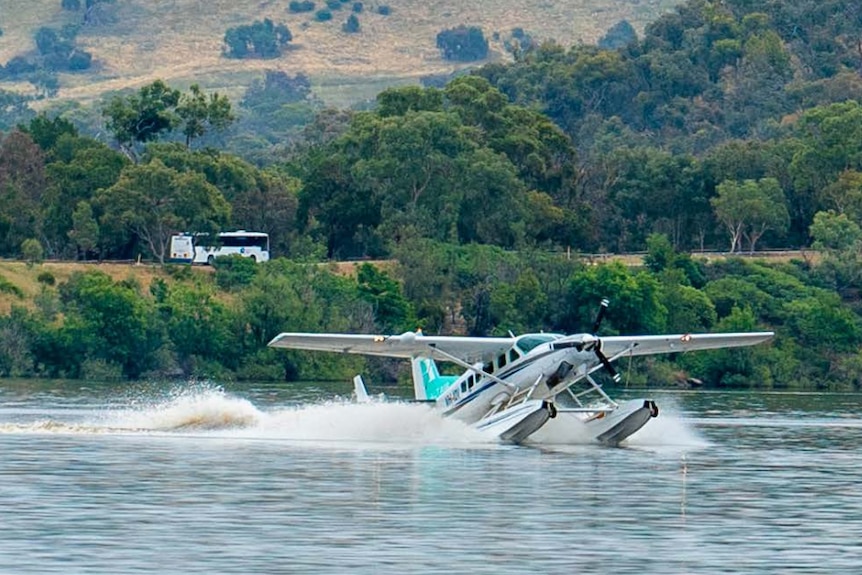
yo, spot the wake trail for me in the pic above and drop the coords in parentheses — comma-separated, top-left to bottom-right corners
(1, 385, 709, 451)
(3, 386, 489, 446)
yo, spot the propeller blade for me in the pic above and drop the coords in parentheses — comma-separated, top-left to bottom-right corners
(595, 346, 622, 383)
(591, 298, 610, 334)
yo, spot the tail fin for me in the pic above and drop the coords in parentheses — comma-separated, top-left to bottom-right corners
(353, 375, 371, 403)
(411, 356, 458, 401)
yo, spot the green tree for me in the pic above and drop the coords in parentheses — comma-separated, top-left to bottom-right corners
(21, 113, 77, 151)
(0, 131, 46, 257)
(102, 80, 181, 159)
(58, 271, 162, 379)
(436, 26, 488, 61)
(678, 306, 774, 388)
(562, 262, 667, 335)
(489, 268, 548, 334)
(21, 238, 44, 266)
(176, 84, 235, 147)
(790, 101, 862, 219)
(711, 178, 789, 253)
(819, 170, 862, 222)
(0, 307, 35, 377)
(356, 263, 414, 332)
(659, 270, 716, 332)
(599, 20, 637, 49)
(41, 135, 128, 258)
(68, 200, 99, 260)
(810, 210, 862, 291)
(96, 159, 231, 263)
(0, 90, 35, 132)
(223, 19, 292, 59)
(160, 283, 235, 375)
(343, 14, 360, 33)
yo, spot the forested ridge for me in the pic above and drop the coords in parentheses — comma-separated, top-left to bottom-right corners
(2, 0, 862, 389)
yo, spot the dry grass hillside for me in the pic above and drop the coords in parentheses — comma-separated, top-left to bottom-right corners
(0, 261, 173, 314)
(0, 0, 680, 107)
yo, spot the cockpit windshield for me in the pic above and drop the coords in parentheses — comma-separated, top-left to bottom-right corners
(515, 333, 563, 354)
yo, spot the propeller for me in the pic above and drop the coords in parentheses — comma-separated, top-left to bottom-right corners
(591, 298, 609, 335)
(590, 298, 621, 383)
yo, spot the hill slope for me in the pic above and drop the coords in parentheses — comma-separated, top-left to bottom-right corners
(0, 0, 680, 106)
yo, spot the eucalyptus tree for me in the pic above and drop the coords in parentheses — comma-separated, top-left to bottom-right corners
(96, 159, 231, 263)
(176, 84, 235, 147)
(0, 131, 46, 257)
(711, 178, 789, 253)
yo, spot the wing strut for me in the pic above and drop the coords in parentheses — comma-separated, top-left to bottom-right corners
(428, 346, 518, 392)
(555, 342, 638, 403)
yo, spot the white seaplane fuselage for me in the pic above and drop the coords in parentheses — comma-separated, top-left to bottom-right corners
(413, 332, 655, 445)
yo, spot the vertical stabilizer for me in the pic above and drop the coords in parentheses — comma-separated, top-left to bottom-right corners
(353, 375, 371, 403)
(411, 356, 458, 401)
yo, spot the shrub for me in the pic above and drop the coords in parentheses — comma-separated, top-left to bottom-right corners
(213, 255, 259, 290)
(436, 25, 489, 61)
(352, 2, 363, 13)
(288, 0, 315, 13)
(377, 5, 391, 15)
(67, 51, 92, 71)
(164, 264, 193, 281)
(343, 14, 360, 33)
(326, 0, 342, 9)
(81, 358, 124, 382)
(224, 19, 293, 59)
(315, 9, 333, 21)
(0, 275, 23, 298)
(37, 271, 56, 286)
(599, 20, 637, 49)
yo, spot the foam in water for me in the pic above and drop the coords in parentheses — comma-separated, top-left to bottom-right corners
(109, 386, 262, 431)
(529, 396, 710, 452)
(2, 384, 710, 452)
(101, 386, 488, 446)
(249, 401, 488, 445)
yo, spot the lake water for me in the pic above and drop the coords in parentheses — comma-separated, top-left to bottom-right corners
(1, 380, 861, 574)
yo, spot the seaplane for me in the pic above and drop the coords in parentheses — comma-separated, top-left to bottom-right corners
(268, 300, 773, 445)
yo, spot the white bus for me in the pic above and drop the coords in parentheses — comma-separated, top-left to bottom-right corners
(169, 231, 270, 265)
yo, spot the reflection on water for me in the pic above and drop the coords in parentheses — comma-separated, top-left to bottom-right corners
(1, 381, 861, 573)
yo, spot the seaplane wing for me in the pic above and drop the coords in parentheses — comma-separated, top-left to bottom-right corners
(267, 331, 513, 363)
(598, 332, 774, 359)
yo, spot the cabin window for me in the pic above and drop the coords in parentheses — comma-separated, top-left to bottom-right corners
(460, 381, 467, 393)
(498, 354, 507, 368)
(515, 334, 561, 354)
(484, 362, 494, 375)
(509, 349, 519, 363)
